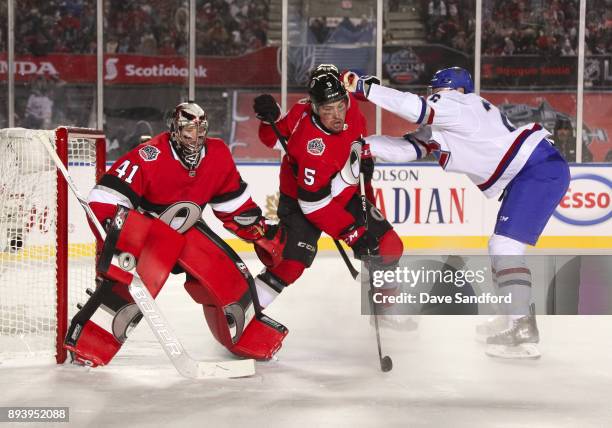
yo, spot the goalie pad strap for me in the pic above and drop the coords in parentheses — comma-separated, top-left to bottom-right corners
(64, 278, 141, 367)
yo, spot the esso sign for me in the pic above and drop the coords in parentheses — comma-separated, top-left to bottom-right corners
(553, 174, 612, 226)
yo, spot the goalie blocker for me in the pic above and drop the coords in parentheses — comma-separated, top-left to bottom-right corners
(64, 206, 288, 367)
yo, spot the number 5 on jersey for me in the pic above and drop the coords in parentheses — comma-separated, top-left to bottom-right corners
(304, 168, 316, 186)
(115, 160, 139, 184)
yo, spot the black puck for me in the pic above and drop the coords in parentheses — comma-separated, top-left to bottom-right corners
(381, 355, 393, 372)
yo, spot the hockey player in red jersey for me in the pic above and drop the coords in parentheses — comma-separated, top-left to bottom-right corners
(250, 68, 404, 311)
(253, 64, 377, 203)
(255, 65, 340, 150)
(64, 102, 288, 367)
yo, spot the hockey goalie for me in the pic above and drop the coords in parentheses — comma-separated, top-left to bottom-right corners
(64, 102, 288, 367)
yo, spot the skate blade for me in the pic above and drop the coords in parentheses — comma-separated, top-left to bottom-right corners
(485, 343, 541, 360)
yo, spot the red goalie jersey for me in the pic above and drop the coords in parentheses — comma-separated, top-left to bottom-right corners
(88, 131, 259, 231)
(281, 100, 368, 239)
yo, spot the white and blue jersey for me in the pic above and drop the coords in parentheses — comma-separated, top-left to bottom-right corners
(366, 85, 552, 198)
(365, 84, 570, 245)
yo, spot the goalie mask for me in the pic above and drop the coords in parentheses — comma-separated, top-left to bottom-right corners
(170, 102, 208, 169)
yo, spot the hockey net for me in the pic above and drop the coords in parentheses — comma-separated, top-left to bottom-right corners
(0, 127, 105, 364)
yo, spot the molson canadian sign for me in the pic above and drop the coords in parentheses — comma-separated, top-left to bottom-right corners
(194, 164, 612, 250)
(370, 167, 469, 228)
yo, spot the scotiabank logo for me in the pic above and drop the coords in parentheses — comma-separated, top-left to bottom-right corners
(553, 174, 612, 226)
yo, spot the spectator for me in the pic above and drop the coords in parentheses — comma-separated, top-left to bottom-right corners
(309, 17, 330, 44)
(502, 36, 515, 56)
(23, 77, 54, 130)
(139, 32, 158, 56)
(158, 36, 177, 56)
(560, 37, 575, 55)
(553, 117, 592, 162)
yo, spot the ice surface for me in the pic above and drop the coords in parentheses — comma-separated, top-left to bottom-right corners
(1, 253, 611, 427)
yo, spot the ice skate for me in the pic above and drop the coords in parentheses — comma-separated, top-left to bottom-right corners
(475, 315, 509, 342)
(485, 305, 540, 359)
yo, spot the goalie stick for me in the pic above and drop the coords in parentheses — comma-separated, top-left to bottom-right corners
(36, 131, 255, 379)
(268, 121, 360, 280)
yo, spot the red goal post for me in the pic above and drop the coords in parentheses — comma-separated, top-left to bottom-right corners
(0, 127, 106, 363)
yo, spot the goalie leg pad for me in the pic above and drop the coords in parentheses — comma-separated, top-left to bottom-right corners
(184, 278, 288, 360)
(64, 278, 143, 367)
(98, 206, 185, 296)
(180, 225, 288, 359)
(230, 314, 288, 360)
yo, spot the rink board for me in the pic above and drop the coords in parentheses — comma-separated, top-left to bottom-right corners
(62, 163, 611, 252)
(216, 163, 612, 251)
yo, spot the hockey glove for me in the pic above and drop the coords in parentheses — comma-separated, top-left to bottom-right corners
(253, 94, 281, 123)
(224, 211, 286, 268)
(253, 224, 286, 269)
(339, 224, 380, 260)
(341, 71, 380, 101)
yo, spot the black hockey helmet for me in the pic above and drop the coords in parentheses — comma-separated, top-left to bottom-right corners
(309, 63, 340, 81)
(308, 72, 348, 112)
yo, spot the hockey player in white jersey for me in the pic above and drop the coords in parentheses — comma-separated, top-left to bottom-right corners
(344, 67, 571, 359)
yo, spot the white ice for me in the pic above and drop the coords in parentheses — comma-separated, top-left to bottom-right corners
(1, 253, 612, 428)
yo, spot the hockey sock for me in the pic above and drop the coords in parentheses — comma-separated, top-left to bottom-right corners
(254, 269, 290, 308)
(489, 234, 531, 317)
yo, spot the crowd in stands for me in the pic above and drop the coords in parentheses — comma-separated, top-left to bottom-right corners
(308, 16, 375, 44)
(3, 0, 610, 57)
(15, 0, 97, 55)
(420, 0, 611, 56)
(422, 0, 475, 53)
(10, 0, 271, 57)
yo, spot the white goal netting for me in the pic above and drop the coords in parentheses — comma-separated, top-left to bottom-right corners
(0, 127, 103, 362)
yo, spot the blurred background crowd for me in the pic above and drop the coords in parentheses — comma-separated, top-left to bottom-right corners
(1, 0, 270, 56)
(0, 0, 609, 162)
(0, 0, 608, 56)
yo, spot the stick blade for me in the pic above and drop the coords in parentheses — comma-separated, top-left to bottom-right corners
(196, 359, 256, 379)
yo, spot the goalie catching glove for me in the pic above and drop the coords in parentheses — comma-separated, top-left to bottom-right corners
(223, 208, 286, 269)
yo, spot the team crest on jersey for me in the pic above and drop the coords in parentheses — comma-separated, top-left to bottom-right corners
(307, 138, 325, 156)
(139, 145, 160, 161)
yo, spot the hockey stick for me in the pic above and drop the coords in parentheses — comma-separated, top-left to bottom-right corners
(268, 121, 360, 280)
(37, 132, 255, 379)
(359, 173, 392, 372)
